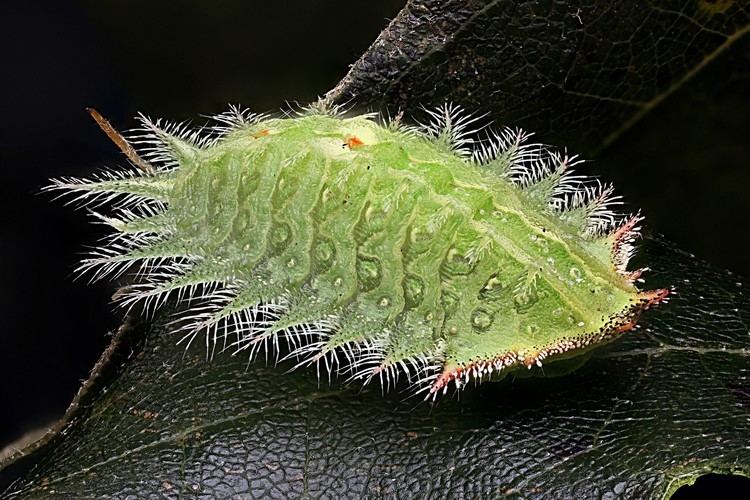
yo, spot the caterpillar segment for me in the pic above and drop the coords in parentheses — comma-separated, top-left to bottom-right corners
(48, 103, 669, 398)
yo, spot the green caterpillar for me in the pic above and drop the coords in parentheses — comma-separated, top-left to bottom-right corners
(49, 103, 669, 397)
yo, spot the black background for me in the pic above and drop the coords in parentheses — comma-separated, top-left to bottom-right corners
(1, 1, 748, 497)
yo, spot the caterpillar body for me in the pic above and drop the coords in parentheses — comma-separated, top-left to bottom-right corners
(49, 103, 669, 397)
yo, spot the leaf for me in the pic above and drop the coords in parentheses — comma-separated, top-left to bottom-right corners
(325, 0, 750, 156)
(2, 238, 749, 498)
(592, 29, 750, 276)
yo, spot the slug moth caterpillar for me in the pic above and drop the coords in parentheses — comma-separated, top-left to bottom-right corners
(48, 103, 669, 397)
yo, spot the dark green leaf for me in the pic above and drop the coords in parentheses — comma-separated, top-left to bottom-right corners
(326, 0, 749, 156)
(593, 32, 750, 276)
(2, 239, 748, 498)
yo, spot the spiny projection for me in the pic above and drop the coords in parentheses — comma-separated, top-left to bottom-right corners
(47, 103, 670, 397)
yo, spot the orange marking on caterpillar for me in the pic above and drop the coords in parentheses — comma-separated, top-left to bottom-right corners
(611, 215, 641, 249)
(625, 268, 646, 283)
(345, 135, 364, 149)
(432, 367, 464, 393)
(639, 288, 671, 309)
(523, 352, 540, 369)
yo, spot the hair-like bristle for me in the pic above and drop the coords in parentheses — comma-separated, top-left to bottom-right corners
(43, 170, 162, 210)
(208, 104, 267, 136)
(299, 97, 353, 118)
(472, 127, 538, 167)
(127, 114, 216, 171)
(46, 103, 667, 400)
(417, 103, 487, 157)
(611, 213, 644, 275)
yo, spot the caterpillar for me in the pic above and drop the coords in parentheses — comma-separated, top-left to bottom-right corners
(47, 103, 669, 398)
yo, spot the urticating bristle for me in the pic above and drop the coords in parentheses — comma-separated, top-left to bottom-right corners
(128, 114, 212, 170)
(298, 98, 354, 118)
(611, 213, 644, 274)
(47, 104, 665, 400)
(208, 104, 267, 136)
(44, 171, 166, 210)
(417, 103, 487, 157)
(472, 127, 538, 167)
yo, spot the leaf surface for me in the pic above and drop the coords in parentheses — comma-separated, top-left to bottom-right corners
(1, 239, 748, 499)
(326, 0, 749, 155)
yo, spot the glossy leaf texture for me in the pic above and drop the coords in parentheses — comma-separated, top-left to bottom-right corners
(326, 0, 749, 155)
(0, 238, 748, 498)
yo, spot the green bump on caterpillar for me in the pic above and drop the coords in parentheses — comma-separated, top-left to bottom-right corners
(48, 103, 670, 397)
